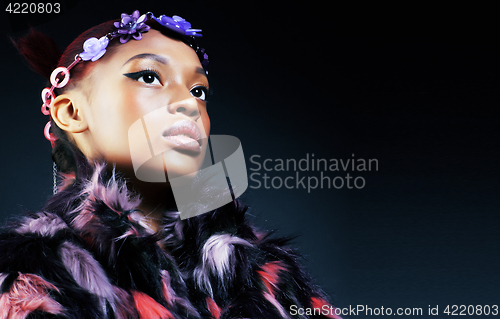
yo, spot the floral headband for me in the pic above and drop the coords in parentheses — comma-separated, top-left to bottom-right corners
(41, 10, 208, 146)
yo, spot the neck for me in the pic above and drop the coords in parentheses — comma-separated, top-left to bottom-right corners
(127, 177, 177, 233)
(102, 163, 179, 232)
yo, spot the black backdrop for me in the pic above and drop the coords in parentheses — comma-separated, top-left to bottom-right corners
(1, 1, 499, 317)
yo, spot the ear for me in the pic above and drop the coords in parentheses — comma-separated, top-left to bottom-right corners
(51, 94, 88, 133)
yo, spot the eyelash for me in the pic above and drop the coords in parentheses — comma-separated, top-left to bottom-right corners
(123, 69, 211, 102)
(123, 68, 162, 85)
(191, 86, 212, 102)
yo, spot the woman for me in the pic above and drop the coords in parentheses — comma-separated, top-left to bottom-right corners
(0, 10, 339, 319)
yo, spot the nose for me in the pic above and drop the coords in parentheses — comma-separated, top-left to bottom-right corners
(167, 93, 200, 121)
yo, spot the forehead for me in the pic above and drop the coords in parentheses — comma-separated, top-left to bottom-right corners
(104, 29, 202, 68)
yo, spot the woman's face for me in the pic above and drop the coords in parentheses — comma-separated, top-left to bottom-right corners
(77, 29, 210, 181)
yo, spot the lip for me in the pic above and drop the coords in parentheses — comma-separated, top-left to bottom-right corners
(162, 120, 202, 152)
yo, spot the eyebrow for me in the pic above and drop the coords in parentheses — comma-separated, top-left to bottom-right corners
(195, 67, 207, 76)
(123, 53, 168, 66)
(123, 53, 207, 78)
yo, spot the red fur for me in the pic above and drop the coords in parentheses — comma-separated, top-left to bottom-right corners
(0, 273, 64, 318)
(257, 261, 292, 317)
(206, 297, 221, 319)
(132, 290, 174, 319)
(57, 171, 76, 192)
(257, 261, 287, 295)
(311, 297, 342, 319)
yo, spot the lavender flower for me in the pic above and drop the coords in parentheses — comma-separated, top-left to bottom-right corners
(79, 36, 109, 62)
(114, 10, 151, 43)
(154, 15, 202, 37)
(199, 48, 209, 69)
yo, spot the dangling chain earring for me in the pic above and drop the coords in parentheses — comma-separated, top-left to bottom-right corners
(53, 162, 58, 195)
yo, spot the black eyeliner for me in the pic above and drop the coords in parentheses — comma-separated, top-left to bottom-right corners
(123, 69, 161, 82)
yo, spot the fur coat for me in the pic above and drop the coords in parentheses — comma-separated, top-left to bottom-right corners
(0, 163, 339, 318)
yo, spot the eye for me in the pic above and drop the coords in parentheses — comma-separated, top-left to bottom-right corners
(124, 70, 162, 86)
(138, 73, 161, 85)
(190, 86, 208, 101)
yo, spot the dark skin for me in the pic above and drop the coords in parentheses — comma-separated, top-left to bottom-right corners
(51, 30, 211, 232)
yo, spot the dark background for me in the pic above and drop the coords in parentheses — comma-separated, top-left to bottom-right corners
(1, 1, 498, 317)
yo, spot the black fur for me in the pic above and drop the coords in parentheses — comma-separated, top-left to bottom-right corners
(0, 163, 337, 318)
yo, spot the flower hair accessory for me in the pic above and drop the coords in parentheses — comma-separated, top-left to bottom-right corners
(152, 15, 202, 37)
(79, 36, 109, 61)
(114, 11, 150, 43)
(41, 10, 208, 145)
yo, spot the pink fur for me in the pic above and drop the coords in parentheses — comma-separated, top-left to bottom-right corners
(258, 261, 291, 318)
(15, 212, 68, 237)
(2, 162, 334, 318)
(194, 234, 252, 296)
(70, 164, 141, 230)
(160, 270, 198, 316)
(70, 202, 98, 231)
(128, 211, 155, 234)
(0, 273, 64, 319)
(0, 274, 7, 287)
(57, 171, 76, 192)
(112, 287, 140, 319)
(160, 270, 175, 306)
(59, 241, 140, 319)
(114, 227, 140, 241)
(263, 292, 290, 319)
(59, 241, 115, 315)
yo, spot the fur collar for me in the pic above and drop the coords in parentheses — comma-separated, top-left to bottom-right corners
(1, 162, 336, 319)
(38, 162, 256, 317)
(35, 163, 202, 317)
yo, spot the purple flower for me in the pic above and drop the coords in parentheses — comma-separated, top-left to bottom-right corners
(114, 10, 151, 43)
(79, 36, 109, 62)
(154, 14, 202, 37)
(199, 48, 209, 70)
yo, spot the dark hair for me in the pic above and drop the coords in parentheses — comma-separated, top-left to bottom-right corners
(13, 19, 206, 178)
(13, 21, 120, 177)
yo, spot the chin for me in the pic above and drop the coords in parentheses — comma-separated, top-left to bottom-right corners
(163, 150, 205, 178)
(127, 149, 204, 183)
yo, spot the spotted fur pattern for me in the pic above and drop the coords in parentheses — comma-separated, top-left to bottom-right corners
(0, 162, 338, 318)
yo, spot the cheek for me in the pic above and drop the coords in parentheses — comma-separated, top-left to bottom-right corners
(88, 87, 150, 158)
(201, 111, 210, 136)
(94, 93, 137, 135)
